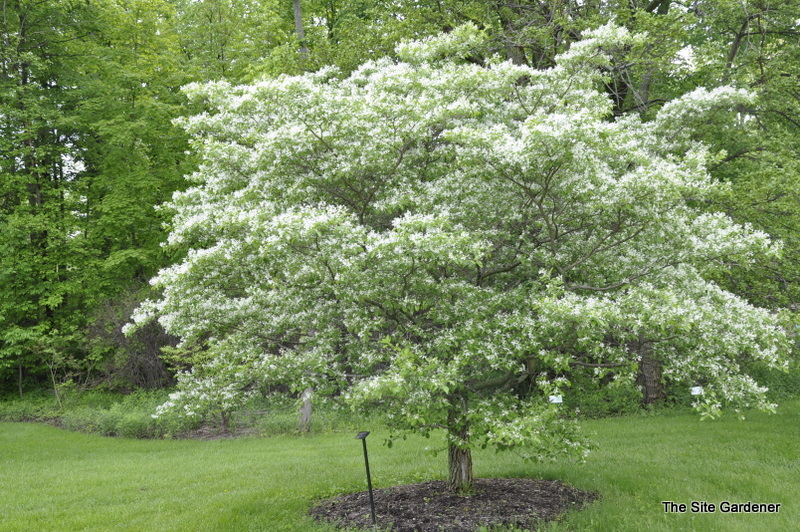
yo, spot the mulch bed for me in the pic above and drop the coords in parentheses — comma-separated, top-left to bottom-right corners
(310, 477, 599, 531)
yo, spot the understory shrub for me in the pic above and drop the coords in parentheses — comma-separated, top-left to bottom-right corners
(559, 369, 642, 418)
(0, 389, 197, 438)
(0, 391, 56, 422)
(746, 358, 800, 400)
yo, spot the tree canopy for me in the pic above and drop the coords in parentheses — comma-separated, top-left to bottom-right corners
(131, 24, 790, 492)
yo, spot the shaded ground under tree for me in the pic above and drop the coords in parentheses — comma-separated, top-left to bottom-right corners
(310, 477, 598, 531)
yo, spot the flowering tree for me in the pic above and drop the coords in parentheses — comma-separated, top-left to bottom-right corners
(131, 24, 789, 492)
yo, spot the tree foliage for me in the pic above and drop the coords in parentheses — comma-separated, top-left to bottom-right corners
(131, 25, 790, 492)
(0, 0, 190, 393)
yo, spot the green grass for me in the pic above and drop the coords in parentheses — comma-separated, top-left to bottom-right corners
(535, 401, 800, 532)
(2, 400, 798, 531)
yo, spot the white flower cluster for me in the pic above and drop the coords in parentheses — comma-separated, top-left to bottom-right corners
(154, 350, 258, 427)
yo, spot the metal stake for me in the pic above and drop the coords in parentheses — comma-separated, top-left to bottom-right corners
(355, 431, 377, 526)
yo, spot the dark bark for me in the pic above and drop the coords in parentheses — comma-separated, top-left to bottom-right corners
(494, 3, 528, 66)
(635, 339, 665, 405)
(18, 362, 25, 398)
(723, 14, 761, 83)
(645, 0, 671, 15)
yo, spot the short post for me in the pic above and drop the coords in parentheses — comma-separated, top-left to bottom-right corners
(355, 431, 377, 527)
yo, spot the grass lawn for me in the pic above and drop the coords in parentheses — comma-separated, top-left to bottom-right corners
(1, 400, 797, 532)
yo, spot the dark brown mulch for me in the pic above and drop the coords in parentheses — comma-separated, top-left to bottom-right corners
(310, 478, 599, 532)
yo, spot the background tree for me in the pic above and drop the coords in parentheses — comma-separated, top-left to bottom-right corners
(686, 1, 800, 311)
(174, 0, 290, 82)
(0, 0, 97, 394)
(132, 26, 789, 493)
(0, 0, 190, 394)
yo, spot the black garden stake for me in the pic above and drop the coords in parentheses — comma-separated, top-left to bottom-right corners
(355, 431, 377, 526)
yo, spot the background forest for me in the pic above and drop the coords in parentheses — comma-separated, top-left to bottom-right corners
(2, 0, 799, 404)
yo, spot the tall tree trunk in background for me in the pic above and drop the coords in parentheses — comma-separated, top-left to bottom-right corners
(494, 6, 528, 66)
(447, 394, 473, 494)
(298, 386, 313, 432)
(293, 0, 308, 58)
(635, 337, 665, 405)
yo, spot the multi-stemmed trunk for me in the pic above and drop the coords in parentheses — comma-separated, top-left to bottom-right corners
(446, 394, 473, 494)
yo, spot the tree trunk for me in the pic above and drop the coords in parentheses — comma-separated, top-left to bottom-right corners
(636, 339, 665, 405)
(18, 362, 24, 398)
(293, 0, 308, 58)
(494, 7, 528, 66)
(446, 396, 473, 494)
(298, 387, 313, 432)
(219, 411, 231, 433)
